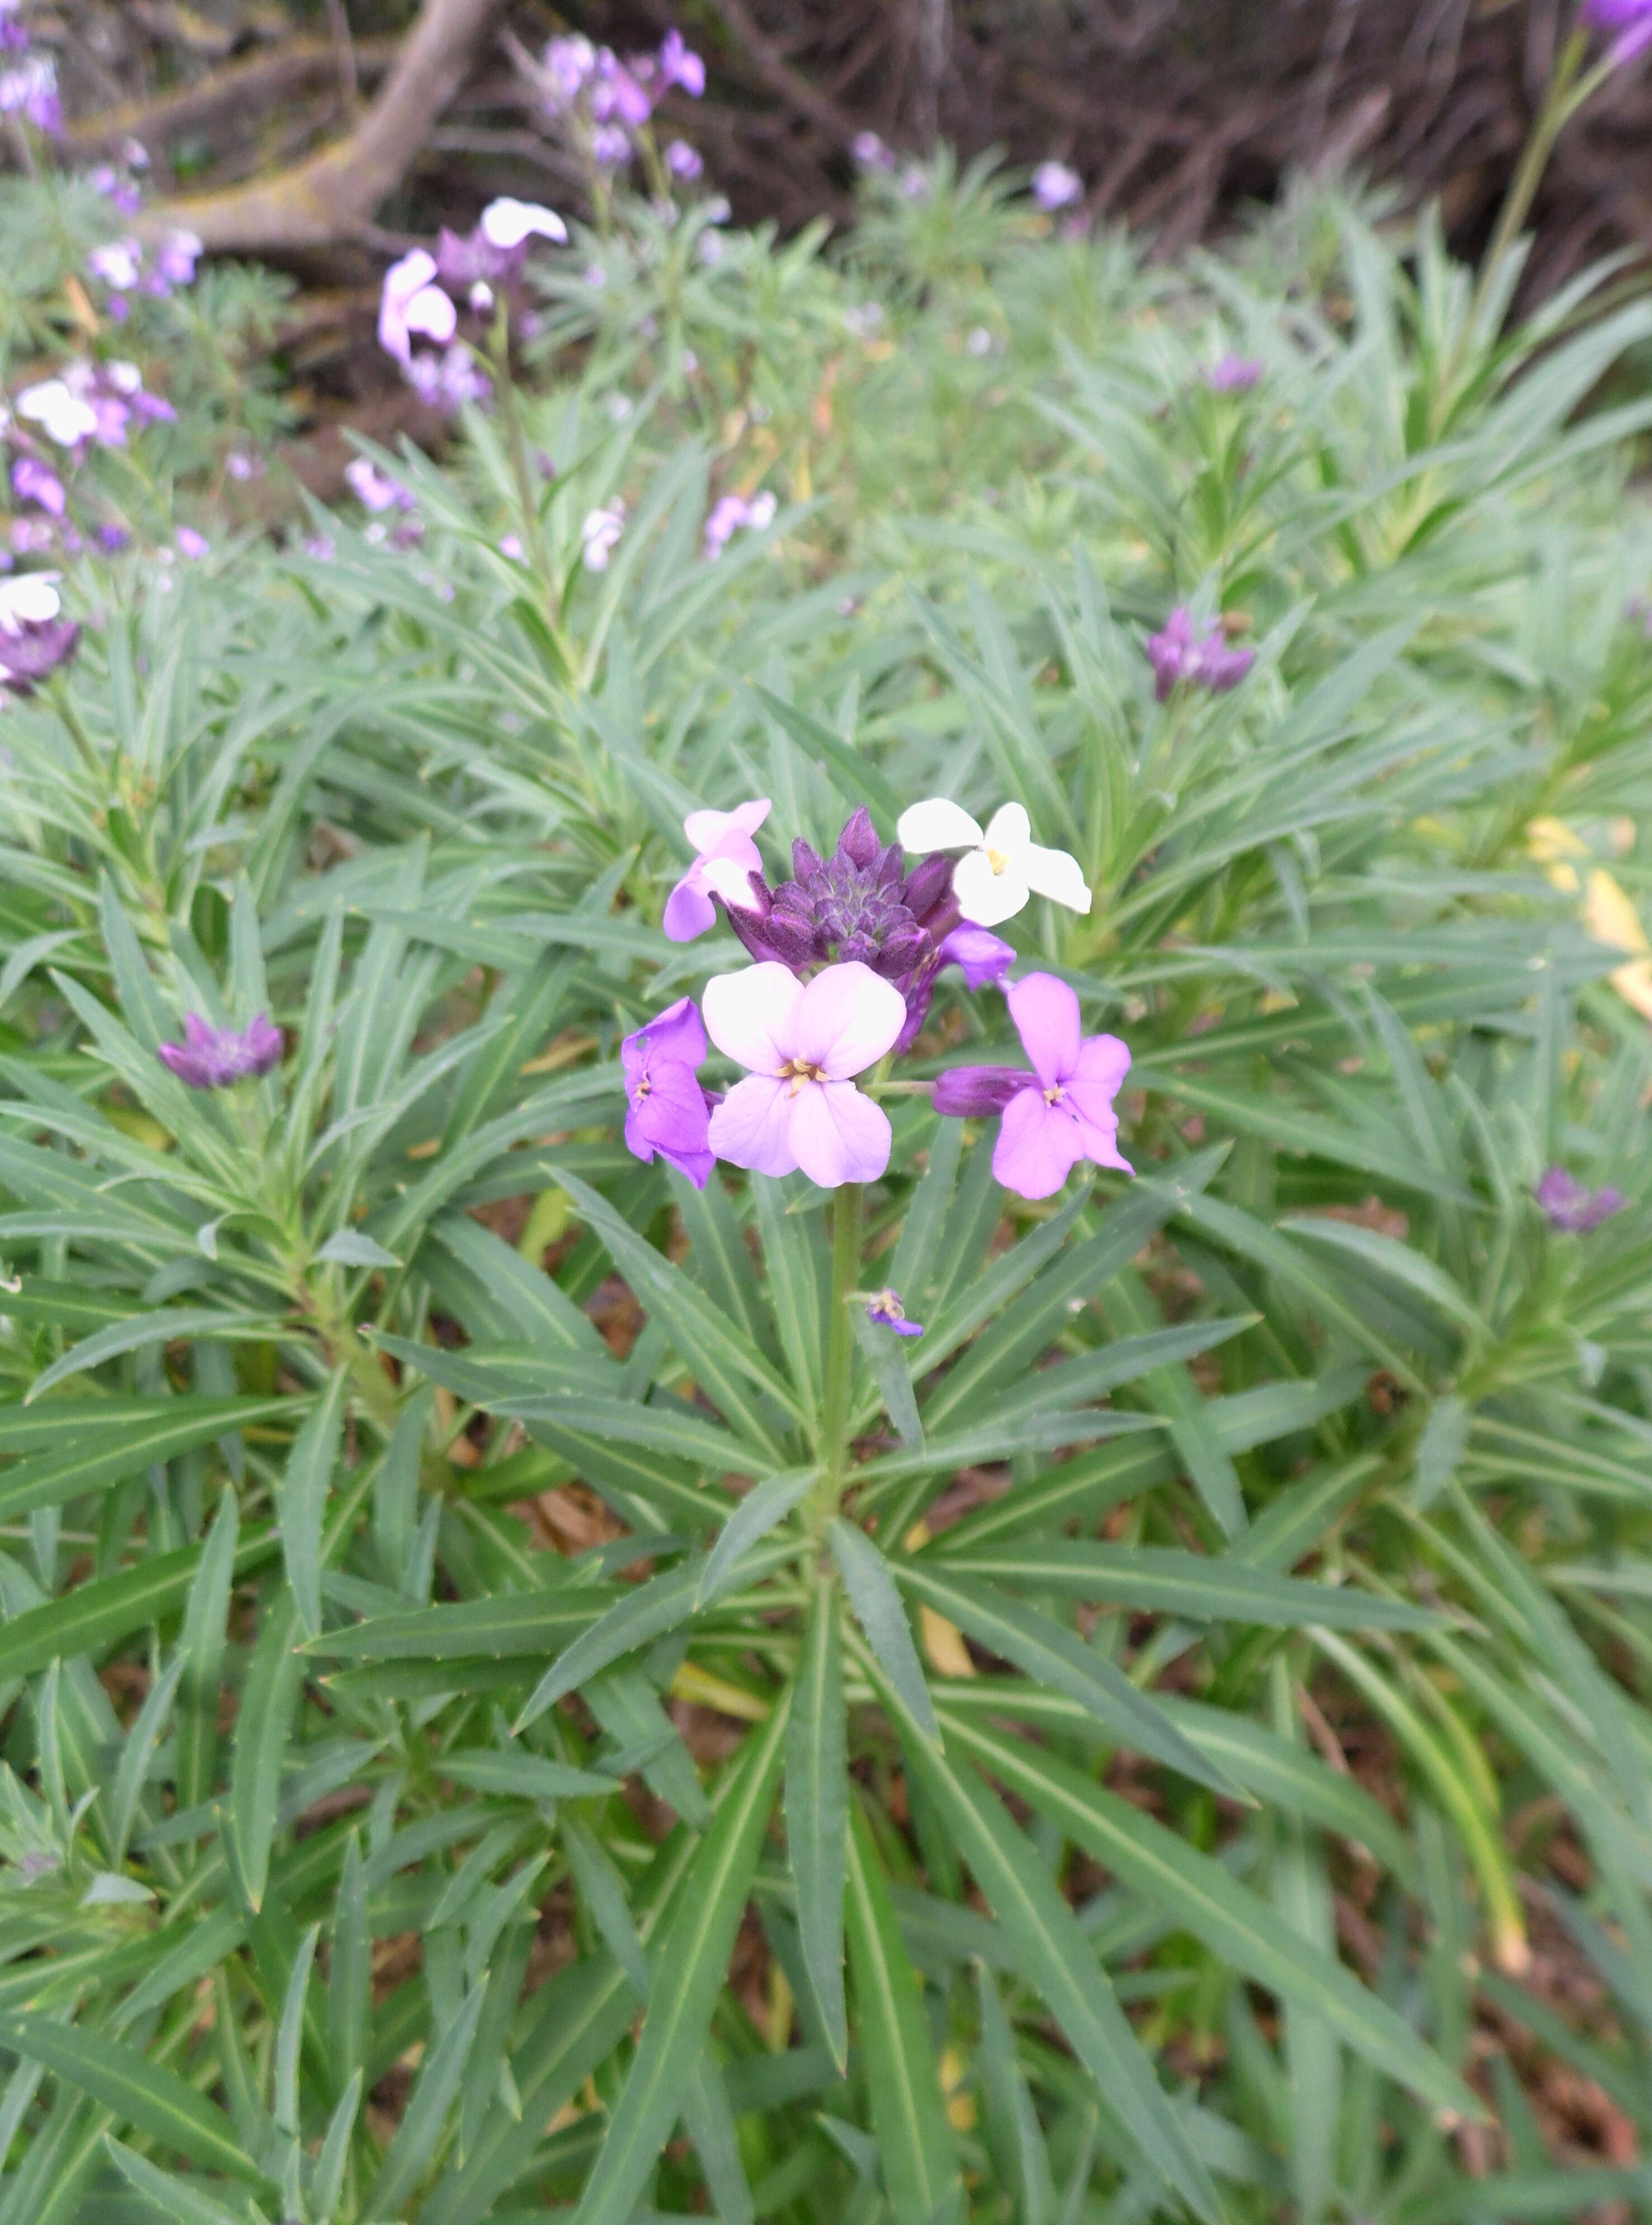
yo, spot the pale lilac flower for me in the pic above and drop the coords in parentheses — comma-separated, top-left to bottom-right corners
(0, 2, 25, 55)
(176, 527, 207, 560)
(1206, 353, 1263, 392)
(1146, 607, 1255, 701)
(344, 457, 415, 514)
(89, 163, 143, 213)
(1031, 160, 1082, 212)
(10, 519, 53, 554)
(866, 1288, 923, 1337)
(657, 29, 705, 95)
(897, 797, 1091, 928)
(87, 240, 141, 292)
(131, 390, 175, 429)
(1536, 1166, 1626, 1232)
(0, 54, 60, 133)
(11, 458, 64, 517)
(581, 501, 626, 571)
(851, 131, 895, 171)
(592, 47, 652, 125)
(499, 533, 524, 560)
(703, 961, 907, 1187)
(542, 34, 596, 109)
(622, 997, 715, 1187)
(153, 230, 203, 289)
(302, 533, 335, 562)
(703, 488, 777, 560)
(480, 196, 567, 249)
(226, 450, 264, 481)
(591, 123, 631, 167)
(405, 345, 490, 413)
(17, 379, 98, 449)
(933, 973, 1132, 1200)
(158, 1013, 283, 1089)
(667, 138, 703, 180)
(378, 249, 457, 367)
(1584, 0, 1652, 67)
(664, 797, 771, 941)
(95, 523, 130, 553)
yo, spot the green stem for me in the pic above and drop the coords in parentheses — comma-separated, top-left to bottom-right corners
(818, 1182, 864, 1500)
(1471, 30, 1601, 331)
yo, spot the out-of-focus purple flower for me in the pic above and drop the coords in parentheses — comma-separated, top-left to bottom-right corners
(1205, 353, 1263, 392)
(542, 33, 596, 109)
(89, 163, 143, 213)
(893, 921, 1017, 1055)
(667, 138, 703, 180)
(1031, 160, 1082, 212)
(0, 54, 61, 133)
(131, 390, 175, 428)
(703, 487, 777, 560)
(378, 248, 457, 367)
(621, 997, 715, 1187)
(405, 345, 490, 414)
(344, 457, 416, 514)
(176, 527, 207, 560)
(303, 533, 335, 562)
(0, 2, 26, 55)
(590, 121, 631, 167)
(1583, 0, 1652, 67)
(9, 519, 53, 555)
(866, 1288, 923, 1337)
(852, 130, 895, 171)
(158, 1012, 283, 1090)
(592, 47, 652, 125)
(11, 458, 65, 517)
(581, 501, 626, 570)
(95, 523, 130, 553)
(1146, 607, 1256, 702)
(153, 229, 203, 288)
(704, 960, 907, 1187)
(664, 797, 771, 941)
(87, 240, 141, 292)
(657, 28, 705, 95)
(0, 613, 79, 693)
(1535, 1166, 1627, 1232)
(90, 395, 130, 446)
(226, 450, 264, 481)
(498, 533, 524, 561)
(933, 973, 1132, 1200)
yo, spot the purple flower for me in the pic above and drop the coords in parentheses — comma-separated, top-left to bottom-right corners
(704, 960, 907, 1187)
(0, 54, 60, 133)
(379, 248, 457, 368)
(580, 500, 626, 569)
(158, 1013, 283, 1090)
(87, 240, 141, 292)
(1535, 1166, 1626, 1233)
(303, 533, 335, 562)
(176, 527, 208, 560)
(1146, 607, 1256, 702)
(542, 34, 596, 109)
(1031, 160, 1082, 212)
(405, 345, 491, 414)
(933, 973, 1132, 1200)
(0, 574, 79, 693)
(667, 138, 703, 180)
(851, 131, 896, 172)
(1205, 353, 1263, 393)
(344, 458, 416, 514)
(664, 797, 771, 941)
(658, 29, 705, 95)
(893, 922, 1016, 1055)
(866, 1288, 923, 1337)
(1584, 0, 1652, 67)
(153, 230, 202, 288)
(0, 2, 25, 55)
(739, 807, 943, 982)
(622, 997, 716, 1188)
(703, 488, 776, 559)
(11, 458, 65, 518)
(590, 122, 632, 168)
(95, 523, 130, 553)
(591, 49, 652, 126)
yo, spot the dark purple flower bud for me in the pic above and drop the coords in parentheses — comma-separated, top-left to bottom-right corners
(621, 997, 714, 1187)
(902, 851, 954, 928)
(932, 1065, 1029, 1118)
(158, 1013, 283, 1090)
(837, 805, 880, 871)
(95, 523, 130, 553)
(434, 224, 525, 292)
(1535, 1166, 1626, 1233)
(866, 1287, 923, 1337)
(1146, 606, 1255, 702)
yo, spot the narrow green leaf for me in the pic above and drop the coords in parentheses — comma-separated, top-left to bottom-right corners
(276, 1371, 347, 1641)
(104, 2138, 249, 2225)
(23, 1308, 287, 1405)
(0, 2014, 261, 2182)
(366, 1980, 485, 2214)
(0, 1397, 301, 1524)
(829, 1520, 938, 1743)
(227, 1592, 303, 1912)
(786, 1584, 849, 2068)
(178, 1495, 243, 1811)
(700, 1467, 820, 1604)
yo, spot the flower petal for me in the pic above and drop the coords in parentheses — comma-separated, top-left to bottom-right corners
(983, 801, 1032, 854)
(1070, 1030, 1132, 1101)
(406, 284, 457, 345)
(663, 873, 717, 942)
(792, 963, 907, 1078)
(708, 1076, 798, 1175)
(636, 997, 708, 1071)
(935, 924, 1017, 989)
(1006, 973, 1082, 1089)
(788, 1081, 892, 1186)
(897, 797, 985, 853)
(933, 1065, 1029, 1117)
(684, 797, 770, 852)
(1017, 840, 1092, 914)
(698, 849, 764, 912)
(953, 848, 1029, 927)
(702, 963, 802, 1073)
(992, 1089, 1082, 1200)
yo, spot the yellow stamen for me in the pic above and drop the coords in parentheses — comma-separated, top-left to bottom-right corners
(987, 847, 1011, 874)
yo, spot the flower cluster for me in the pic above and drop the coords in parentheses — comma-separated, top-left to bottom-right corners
(0, 572, 78, 701)
(0, 1, 60, 135)
(378, 199, 565, 414)
(630, 797, 1123, 1196)
(1146, 607, 1256, 701)
(85, 229, 201, 321)
(2, 361, 173, 559)
(703, 487, 776, 560)
(539, 27, 705, 175)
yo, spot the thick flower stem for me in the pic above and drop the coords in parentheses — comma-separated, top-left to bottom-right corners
(819, 1181, 864, 1501)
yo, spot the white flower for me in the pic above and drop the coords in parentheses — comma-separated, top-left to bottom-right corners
(0, 573, 62, 631)
(16, 378, 98, 447)
(480, 197, 567, 249)
(581, 502, 626, 571)
(897, 797, 1091, 927)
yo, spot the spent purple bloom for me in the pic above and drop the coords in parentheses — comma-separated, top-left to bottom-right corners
(621, 998, 715, 1187)
(1146, 607, 1256, 702)
(866, 1288, 923, 1337)
(0, 613, 79, 694)
(933, 973, 1132, 1200)
(0, 2, 25, 55)
(158, 1013, 283, 1089)
(851, 131, 896, 171)
(1205, 353, 1263, 392)
(1535, 1166, 1626, 1233)
(11, 458, 65, 518)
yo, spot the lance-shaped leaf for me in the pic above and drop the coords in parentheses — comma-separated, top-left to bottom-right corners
(829, 1520, 938, 1743)
(276, 1369, 347, 1640)
(786, 1584, 849, 2067)
(0, 2014, 263, 2183)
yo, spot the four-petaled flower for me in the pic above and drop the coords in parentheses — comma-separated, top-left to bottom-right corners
(581, 502, 626, 570)
(622, 998, 715, 1188)
(703, 961, 906, 1187)
(664, 797, 771, 941)
(1535, 1166, 1626, 1233)
(897, 797, 1091, 927)
(933, 973, 1132, 1199)
(158, 1013, 283, 1090)
(378, 249, 458, 367)
(1146, 607, 1256, 702)
(866, 1288, 923, 1337)
(11, 458, 65, 517)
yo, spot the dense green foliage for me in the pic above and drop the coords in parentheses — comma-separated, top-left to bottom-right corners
(3, 158, 1652, 2222)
